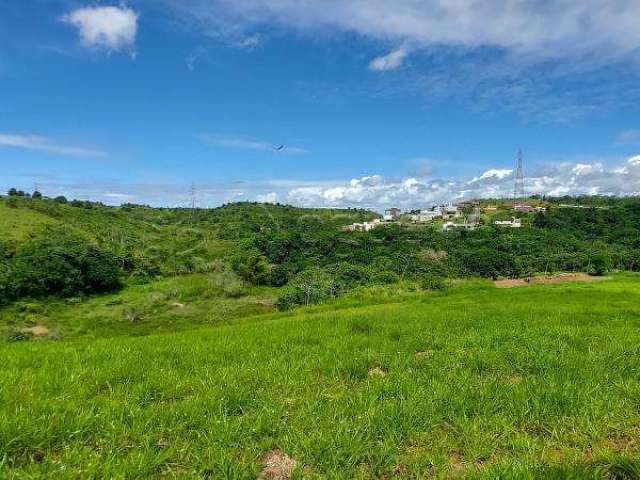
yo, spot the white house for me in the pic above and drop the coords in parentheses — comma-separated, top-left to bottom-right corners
(344, 219, 382, 232)
(493, 218, 522, 228)
(410, 210, 443, 223)
(442, 221, 476, 232)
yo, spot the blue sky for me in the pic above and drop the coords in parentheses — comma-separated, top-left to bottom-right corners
(2, 1, 640, 209)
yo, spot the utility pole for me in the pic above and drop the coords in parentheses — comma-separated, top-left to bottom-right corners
(514, 149, 525, 204)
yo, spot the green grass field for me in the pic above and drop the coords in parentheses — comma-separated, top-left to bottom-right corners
(0, 203, 58, 241)
(2, 276, 640, 479)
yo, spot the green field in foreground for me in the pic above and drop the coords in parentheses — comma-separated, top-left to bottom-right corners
(1, 276, 640, 479)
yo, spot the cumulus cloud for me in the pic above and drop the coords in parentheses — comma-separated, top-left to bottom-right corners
(196, 133, 308, 154)
(470, 168, 513, 183)
(284, 155, 640, 209)
(165, 1, 640, 59)
(256, 191, 279, 203)
(0, 133, 107, 158)
(369, 47, 409, 71)
(62, 6, 138, 53)
(10, 155, 640, 209)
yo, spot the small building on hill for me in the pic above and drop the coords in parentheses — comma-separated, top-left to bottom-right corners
(384, 207, 402, 221)
(494, 217, 522, 228)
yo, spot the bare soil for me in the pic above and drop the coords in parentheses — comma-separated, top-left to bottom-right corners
(259, 450, 297, 480)
(23, 325, 50, 337)
(494, 273, 611, 289)
(368, 367, 389, 378)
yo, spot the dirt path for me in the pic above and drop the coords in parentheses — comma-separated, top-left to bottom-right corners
(494, 273, 611, 288)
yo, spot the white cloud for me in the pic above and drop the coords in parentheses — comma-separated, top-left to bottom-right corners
(62, 6, 138, 53)
(0, 133, 107, 158)
(370, 47, 409, 71)
(11, 155, 640, 209)
(470, 168, 513, 183)
(165, 1, 640, 59)
(284, 154, 640, 209)
(160, 1, 640, 121)
(196, 134, 308, 154)
(256, 191, 279, 203)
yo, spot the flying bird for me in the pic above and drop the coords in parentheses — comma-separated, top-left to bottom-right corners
(273, 144, 285, 151)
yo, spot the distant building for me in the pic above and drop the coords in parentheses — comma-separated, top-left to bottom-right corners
(344, 218, 382, 232)
(442, 221, 476, 232)
(384, 207, 402, 219)
(410, 210, 443, 223)
(514, 203, 535, 213)
(494, 217, 522, 228)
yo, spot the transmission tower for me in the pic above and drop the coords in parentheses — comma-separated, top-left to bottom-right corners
(189, 183, 197, 225)
(514, 150, 525, 202)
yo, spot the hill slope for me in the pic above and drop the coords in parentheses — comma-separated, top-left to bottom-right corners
(2, 276, 639, 479)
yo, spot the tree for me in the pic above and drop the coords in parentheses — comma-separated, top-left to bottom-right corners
(589, 252, 611, 276)
(32, 190, 43, 199)
(276, 267, 338, 310)
(230, 245, 272, 285)
(5, 227, 122, 299)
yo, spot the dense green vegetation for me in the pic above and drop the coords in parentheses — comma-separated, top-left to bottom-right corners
(226, 198, 640, 308)
(2, 193, 640, 312)
(2, 276, 640, 478)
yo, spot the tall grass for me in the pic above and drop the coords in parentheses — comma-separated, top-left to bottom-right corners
(1, 276, 639, 478)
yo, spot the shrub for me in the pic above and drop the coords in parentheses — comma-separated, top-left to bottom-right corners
(420, 274, 447, 291)
(329, 262, 371, 289)
(5, 227, 122, 299)
(370, 270, 400, 285)
(276, 268, 339, 310)
(590, 252, 611, 276)
(230, 246, 271, 285)
(208, 270, 246, 298)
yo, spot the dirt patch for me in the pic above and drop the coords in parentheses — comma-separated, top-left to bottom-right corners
(494, 273, 611, 289)
(603, 434, 636, 452)
(447, 451, 487, 478)
(259, 450, 297, 480)
(502, 373, 523, 385)
(23, 325, 49, 337)
(415, 350, 434, 358)
(368, 367, 389, 378)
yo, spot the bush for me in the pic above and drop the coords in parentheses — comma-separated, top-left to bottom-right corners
(370, 270, 400, 285)
(590, 252, 611, 276)
(230, 245, 271, 285)
(276, 268, 339, 310)
(420, 274, 447, 291)
(4, 227, 122, 299)
(208, 270, 246, 298)
(329, 262, 371, 290)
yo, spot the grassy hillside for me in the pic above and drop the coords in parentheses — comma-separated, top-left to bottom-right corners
(0, 273, 279, 340)
(0, 203, 58, 240)
(2, 276, 640, 478)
